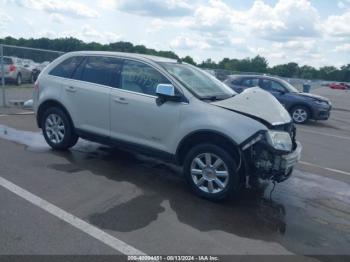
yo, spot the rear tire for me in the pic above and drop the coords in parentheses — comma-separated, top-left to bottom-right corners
(183, 143, 239, 200)
(16, 74, 22, 86)
(41, 107, 78, 150)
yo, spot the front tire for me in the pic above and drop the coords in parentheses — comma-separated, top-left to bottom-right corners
(291, 106, 310, 124)
(183, 144, 239, 200)
(42, 107, 78, 150)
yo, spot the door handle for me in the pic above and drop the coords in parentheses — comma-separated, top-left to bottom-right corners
(65, 86, 77, 93)
(113, 97, 128, 104)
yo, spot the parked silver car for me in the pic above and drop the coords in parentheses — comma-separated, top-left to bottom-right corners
(34, 51, 302, 200)
(0, 56, 34, 85)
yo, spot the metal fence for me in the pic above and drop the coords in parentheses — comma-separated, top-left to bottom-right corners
(203, 68, 334, 91)
(0, 44, 64, 107)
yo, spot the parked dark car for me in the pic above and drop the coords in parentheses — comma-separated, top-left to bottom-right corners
(224, 75, 332, 124)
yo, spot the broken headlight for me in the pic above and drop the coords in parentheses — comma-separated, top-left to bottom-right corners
(266, 130, 292, 152)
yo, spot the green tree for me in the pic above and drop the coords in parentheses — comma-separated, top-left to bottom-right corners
(182, 56, 196, 65)
(250, 55, 268, 73)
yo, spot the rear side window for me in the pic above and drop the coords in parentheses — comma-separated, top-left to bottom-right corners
(230, 78, 241, 85)
(49, 56, 84, 78)
(120, 60, 170, 96)
(241, 78, 259, 87)
(3, 58, 12, 65)
(72, 56, 122, 87)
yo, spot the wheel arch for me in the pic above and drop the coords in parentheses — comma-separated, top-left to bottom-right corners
(176, 130, 242, 166)
(289, 103, 313, 119)
(37, 99, 74, 129)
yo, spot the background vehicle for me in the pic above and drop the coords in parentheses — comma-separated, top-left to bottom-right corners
(34, 52, 301, 200)
(224, 75, 332, 124)
(328, 82, 349, 90)
(0, 56, 34, 85)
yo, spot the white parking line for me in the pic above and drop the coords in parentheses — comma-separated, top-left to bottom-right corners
(298, 128, 350, 141)
(0, 176, 146, 256)
(299, 161, 350, 177)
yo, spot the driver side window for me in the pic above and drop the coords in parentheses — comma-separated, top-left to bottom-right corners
(120, 60, 170, 96)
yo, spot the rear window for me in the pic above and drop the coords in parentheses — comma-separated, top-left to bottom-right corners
(49, 56, 84, 78)
(3, 58, 13, 65)
(72, 56, 122, 87)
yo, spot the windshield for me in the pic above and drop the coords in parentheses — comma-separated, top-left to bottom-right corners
(160, 62, 236, 100)
(280, 79, 299, 93)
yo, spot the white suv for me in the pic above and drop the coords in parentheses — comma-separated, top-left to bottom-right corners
(33, 51, 302, 200)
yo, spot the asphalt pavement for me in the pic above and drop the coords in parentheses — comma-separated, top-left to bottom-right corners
(0, 87, 349, 260)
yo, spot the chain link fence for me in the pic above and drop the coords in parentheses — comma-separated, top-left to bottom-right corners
(203, 68, 333, 92)
(0, 44, 64, 107)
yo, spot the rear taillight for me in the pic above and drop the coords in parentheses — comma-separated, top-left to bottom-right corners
(9, 64, 16, 72)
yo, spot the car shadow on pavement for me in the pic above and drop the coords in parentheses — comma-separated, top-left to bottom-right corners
(50, 144, 287, 242)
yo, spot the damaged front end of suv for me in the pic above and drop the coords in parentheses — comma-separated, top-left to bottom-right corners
(241, 123, 302, 183)
(213, 87, 302, 184)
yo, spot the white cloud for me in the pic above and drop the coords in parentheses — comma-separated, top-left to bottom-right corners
(147, 19, 168, 33)
(175, 0, 321, 43)
(248, 39, 325, 66)
(112, 0, 193, 17)
(9, 0, 99, 19)
(104, 32, 123, 43)
(0, 11, 12, 37)
(170, 35, 211, 50)
(37, 26, 122, 44)
(338, 1, 345, 9)
(234, 0, 321, 41)
(335, 43, 350, 52)
(0, 11, 12, 29)
(50, 13, 65, 24)
(178, 0, 232, 32)
(324, 10, 350, 38)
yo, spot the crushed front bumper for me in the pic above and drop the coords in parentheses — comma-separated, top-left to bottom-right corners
(273, 142, 302, 182)
(246, 140, 302, 183)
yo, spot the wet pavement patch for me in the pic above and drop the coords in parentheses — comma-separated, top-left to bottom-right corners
(89, 194, 165, 232)
(48, 163, 84, 174)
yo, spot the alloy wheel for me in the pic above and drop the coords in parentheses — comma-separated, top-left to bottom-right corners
(292, 108, 308, 123)
(45, 114, 65, 144)
(190, 153, 229, 194)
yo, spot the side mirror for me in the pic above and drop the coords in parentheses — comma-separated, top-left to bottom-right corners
(156, 84, 182, 105)
(281, 89, 288, 94)
(156, 84, 175, 97)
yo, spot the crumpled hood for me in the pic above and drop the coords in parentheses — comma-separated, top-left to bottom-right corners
(212, 87, 292, 125)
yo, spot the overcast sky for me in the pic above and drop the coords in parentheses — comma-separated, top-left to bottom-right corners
(1, 0, 350, 68)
